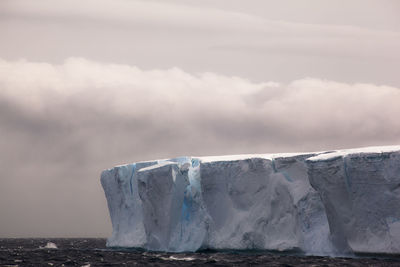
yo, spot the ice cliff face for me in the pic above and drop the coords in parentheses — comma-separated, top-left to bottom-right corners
(101, 146, 400, 255)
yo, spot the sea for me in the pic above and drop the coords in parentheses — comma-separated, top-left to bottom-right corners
(1, 238, 400, 266)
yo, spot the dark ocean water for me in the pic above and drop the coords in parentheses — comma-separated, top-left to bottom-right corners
(1, 238, 400, 266)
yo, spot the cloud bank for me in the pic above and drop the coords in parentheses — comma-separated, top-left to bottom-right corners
(1, 57, 399, 152)
(1, 57, 399, 236)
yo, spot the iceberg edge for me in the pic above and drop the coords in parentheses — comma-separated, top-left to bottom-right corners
(101, 145, 400, 256)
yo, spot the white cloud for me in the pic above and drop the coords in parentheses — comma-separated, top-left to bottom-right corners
(1, 57, 399, 149)
(1, 57, 400, 237)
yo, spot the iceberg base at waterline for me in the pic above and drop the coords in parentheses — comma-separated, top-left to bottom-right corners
(101, 146, 400, 256)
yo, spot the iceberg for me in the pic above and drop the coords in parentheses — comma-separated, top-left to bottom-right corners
(101, 146, 400, 255)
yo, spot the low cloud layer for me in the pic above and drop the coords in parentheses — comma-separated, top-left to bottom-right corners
(1, 58, 400, 237)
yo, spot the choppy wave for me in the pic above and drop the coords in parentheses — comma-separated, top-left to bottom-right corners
(0, 238, 399, 266)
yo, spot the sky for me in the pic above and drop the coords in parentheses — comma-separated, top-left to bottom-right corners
(0, 0, 400, 237)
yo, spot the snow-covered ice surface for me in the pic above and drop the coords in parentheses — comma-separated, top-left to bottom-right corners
(101, 145, 400, 256)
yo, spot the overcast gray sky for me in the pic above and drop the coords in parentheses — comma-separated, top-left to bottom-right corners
(0, 0, 400, 237)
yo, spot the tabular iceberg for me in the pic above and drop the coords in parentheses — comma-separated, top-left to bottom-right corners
(101, 146, 400, 255)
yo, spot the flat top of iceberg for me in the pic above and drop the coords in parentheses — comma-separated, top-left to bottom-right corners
(138, 161, 179, 172)
(307, 145, 400, 162)
(109, 145, 400, 170)
(197, 152, 314, 163)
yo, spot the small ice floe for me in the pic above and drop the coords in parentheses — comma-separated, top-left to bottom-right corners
(160, 256, 195, 261)
(40, 242, 58, 249)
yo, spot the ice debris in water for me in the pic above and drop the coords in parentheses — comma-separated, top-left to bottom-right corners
(40, 242, 58, 249)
